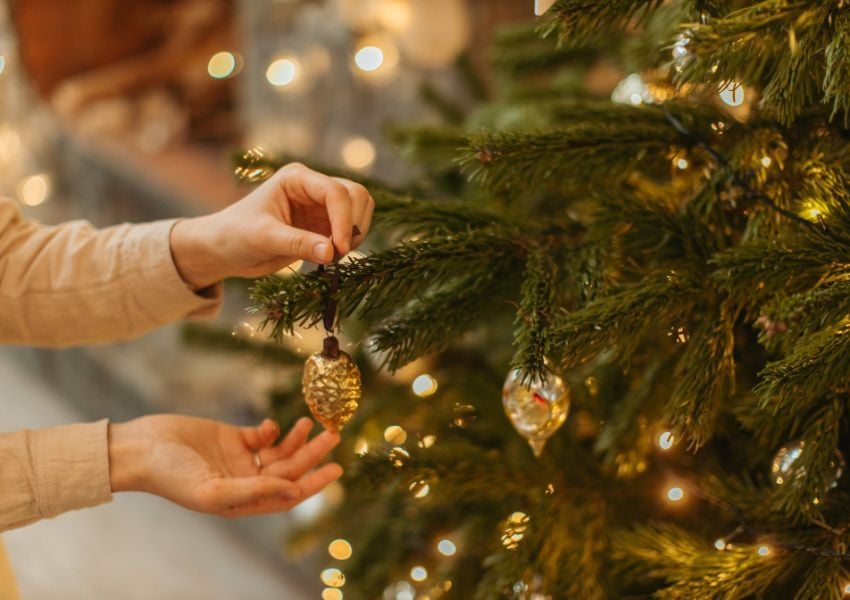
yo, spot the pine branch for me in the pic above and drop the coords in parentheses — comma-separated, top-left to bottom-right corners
(551, 269, 698, 368)
(459, 103, 717, 194)
(666, 304, 737, 448)
(540, 0, 665, 47)
(755, 323, 850, 416)
(510, 245, 559, 384)
(370, 269, 514, 372)
(251, 227, 527, 340)
(675, 1, 841, 124)
(612, 521, 797, 598)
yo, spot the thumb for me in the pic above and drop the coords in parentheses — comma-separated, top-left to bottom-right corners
(268, 224, 333, 264)
(208, 476, 301, 509)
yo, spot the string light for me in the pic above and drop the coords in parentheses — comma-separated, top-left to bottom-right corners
(412, 374, 438, 397)
(658, 431, 675, 450)
(757, 545, 771, 557)
(354, 45, 384, 72)
(437, 539, 456, 556)
(207, 51, 238, 79)
(410, 566, 428, 582)
(321, 568, 346, 587)
(322, 589, 343, 600)
(676, 158, 689, 170)
(266, 57, 300, 87)
(801, 200, 827, 221)
(666, 486, 684, 502)
(328, 539, 352, 560)
(714, 539, 726, 550)
(384, 425, 407, 445)
(761, 156, 773, 168)
(719, 81, 745, 106)
(843, 583, 850, 595)
(417, 434, 437, 448)
(341, 137, 376, 171)
(231, 321, 256, 338)
(353, 437, 369, 456)
(352, 36, 399, 77)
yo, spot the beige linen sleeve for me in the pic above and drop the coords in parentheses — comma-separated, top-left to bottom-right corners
(0, 198, 223, 531)
(0, 421, 111, 532)
(0, 198, 222, 346)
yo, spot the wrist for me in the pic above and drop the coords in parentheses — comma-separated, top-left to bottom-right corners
(108, 420, 150, 493)
(170, 216, 225, 290)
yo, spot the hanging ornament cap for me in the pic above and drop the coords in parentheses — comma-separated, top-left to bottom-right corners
(302, 237, 362, 431)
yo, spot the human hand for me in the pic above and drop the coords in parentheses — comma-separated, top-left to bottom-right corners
(108, 415, 343, 518)
(170, 163, 375, 289)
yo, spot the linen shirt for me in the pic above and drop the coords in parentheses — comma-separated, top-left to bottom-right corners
(0, 197, 223, 596)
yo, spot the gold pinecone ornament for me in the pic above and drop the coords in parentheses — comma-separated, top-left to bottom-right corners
(303, 335, 362, 431)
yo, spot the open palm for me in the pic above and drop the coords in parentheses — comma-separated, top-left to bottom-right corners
(122, 415, 342, 518)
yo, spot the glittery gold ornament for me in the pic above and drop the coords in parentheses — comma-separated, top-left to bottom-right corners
(502, 369, 570, 458)
(303, 336, 361, 431)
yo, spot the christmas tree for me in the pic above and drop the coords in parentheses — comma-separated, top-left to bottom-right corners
(217, 1, 850, 597)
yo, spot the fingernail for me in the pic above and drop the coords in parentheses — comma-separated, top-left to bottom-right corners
(313, 241, 331, 262)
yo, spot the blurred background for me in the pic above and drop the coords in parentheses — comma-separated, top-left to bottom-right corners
(0, 0, 532, 598)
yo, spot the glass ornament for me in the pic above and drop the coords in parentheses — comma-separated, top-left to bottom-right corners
(502, 369, 570, 457)
(771, 440, 845, 490)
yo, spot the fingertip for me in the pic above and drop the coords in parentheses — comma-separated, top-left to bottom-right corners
(313, 239, 333, 263)
(328, 463, 344, 478)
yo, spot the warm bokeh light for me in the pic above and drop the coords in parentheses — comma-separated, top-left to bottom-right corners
(321, 567, 346, 587)
(322, 589, 343, 600)
(410, 566, 428, 582)
(377, 0, 412, 32)
(207, 51, 238, 78)
(757, 545, 771, 557)
(658, 431, 675, 450)
(800, 200, 827, 221)
(384, 425, 407, 445)
(666, 486, 684, 502)
(354, 45, 384, 72)
(412, 374, 438, 397)
(714, 538, 726, 550)
(353, 437, 369, 456)
(352, 36, 399, 78)
(328, 539, 353, 561)
(676, 158, 688, 170)
(19, 174, 51, 206)
(341, 137, 376, 170)
(719, 81, 745, 106)
(0, 126, 20, 162)
(761, 156, 773, 168)
(437, 539, 456, 556)
(266, 57, 299, 87)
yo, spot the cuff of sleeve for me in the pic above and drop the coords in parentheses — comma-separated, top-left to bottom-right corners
(31, 420, 113, 518)
(120, 219, 223, 324)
